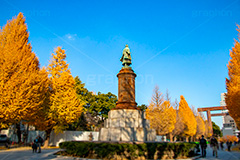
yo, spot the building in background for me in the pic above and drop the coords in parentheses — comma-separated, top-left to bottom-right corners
(220, 93, 239, 137)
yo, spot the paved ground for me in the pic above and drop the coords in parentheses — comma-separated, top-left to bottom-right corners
(0, 148, 62, 160)
(0, 145, 239, 160)
(196, 145, 240, 160)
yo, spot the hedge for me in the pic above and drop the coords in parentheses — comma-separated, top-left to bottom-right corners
(59, 141, 197, 159)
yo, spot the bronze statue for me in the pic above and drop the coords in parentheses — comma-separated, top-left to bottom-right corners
(120, 44, 132, 68)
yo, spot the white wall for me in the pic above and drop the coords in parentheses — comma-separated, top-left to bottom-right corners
(222, 127, 234, 136)
(49, 131, 99, 146)
(1, 129, 99, 146)
(27, 131, 46, 143)
(156, 135, 166, 141)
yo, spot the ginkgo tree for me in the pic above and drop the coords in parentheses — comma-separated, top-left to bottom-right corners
(204, 120, 212, 138)
(36, 47, 85, 147)
(178, 95, 197, 141)
(192, 107, 205, 140)
(146, 86, 176, 139)
(226, 25, 240, 129)
(171, 99, 184, 141)
(146, 85, 164, 134)
(0, 13, 49, 142)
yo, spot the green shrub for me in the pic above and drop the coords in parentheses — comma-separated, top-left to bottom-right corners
(59, 141, 196, 159)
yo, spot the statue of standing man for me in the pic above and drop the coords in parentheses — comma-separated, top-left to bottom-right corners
(120, 44, 132, 68)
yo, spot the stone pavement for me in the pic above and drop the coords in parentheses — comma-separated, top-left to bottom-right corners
(0, 147, 98, 160)
(0, 147, 61, 160)
(196, 145, 240, 160)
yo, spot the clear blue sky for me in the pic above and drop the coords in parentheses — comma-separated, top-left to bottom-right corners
(1, 0, 240, 128)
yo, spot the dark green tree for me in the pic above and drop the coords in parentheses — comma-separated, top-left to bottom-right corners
(212, 121, 222, 137)
(67, 113, 88, 131)
(138, 104, 147, 111)
(96, 92, 117, 120)
(74, 76, 90, 102)
(70, 77, 117, 131)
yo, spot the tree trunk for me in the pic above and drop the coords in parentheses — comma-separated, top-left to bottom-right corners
(169, 133, 173, 142)
(173, 136, 176, 142)
(193, 136, 196, 142)
(43, 129, 51, 148)
(186, 136, 189, 142)
(16, 123, 22, 144)
(24, 124, 29, 145)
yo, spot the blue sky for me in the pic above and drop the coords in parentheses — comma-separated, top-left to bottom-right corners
(1, 0, 240, 128)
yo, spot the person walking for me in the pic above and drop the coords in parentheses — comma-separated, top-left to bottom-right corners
(210, 135, 218, 158)
(199, 135, 207, 157)
(220, 141, 224, 150)
(226, 140, 232, 151)
(37, 135, 43, 153)
(32, 138, 38, 153)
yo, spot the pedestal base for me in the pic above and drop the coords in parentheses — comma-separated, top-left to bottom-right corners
(99, 109, 156, 141)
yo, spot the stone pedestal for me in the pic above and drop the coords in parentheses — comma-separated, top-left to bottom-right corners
(115, 68, 138, 110)
(99, 46, 156, 142)
(99, 109, 156, 141)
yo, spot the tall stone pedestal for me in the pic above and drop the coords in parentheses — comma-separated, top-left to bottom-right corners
(99, 45, 156, 142)
(99, 109, 156, 141)
(115, 68, 138, 110)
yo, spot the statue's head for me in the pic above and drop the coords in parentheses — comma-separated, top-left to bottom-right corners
(123, 44, 130, 54)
